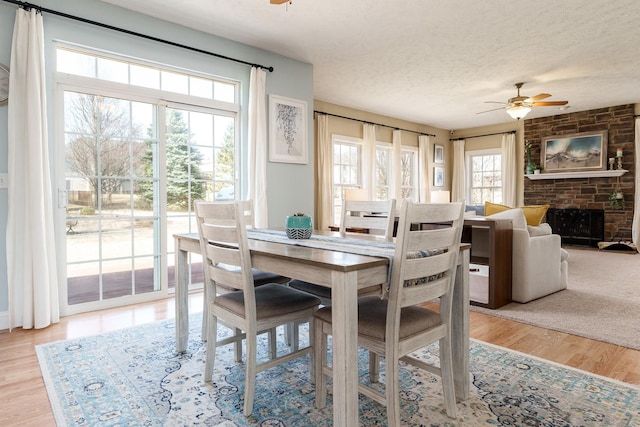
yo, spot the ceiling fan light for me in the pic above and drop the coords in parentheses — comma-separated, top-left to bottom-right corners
(506, 105, 531, 120)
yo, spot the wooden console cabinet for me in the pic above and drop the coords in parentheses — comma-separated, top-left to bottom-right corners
(462, 217, 513, 309)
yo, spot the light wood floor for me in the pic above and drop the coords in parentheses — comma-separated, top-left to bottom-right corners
(1, 293, 639, 426)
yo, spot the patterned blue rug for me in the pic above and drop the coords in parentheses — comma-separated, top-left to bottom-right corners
(36, 314, 640, 426)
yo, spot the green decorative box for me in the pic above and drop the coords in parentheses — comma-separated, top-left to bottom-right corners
(285, 213, 312, 239)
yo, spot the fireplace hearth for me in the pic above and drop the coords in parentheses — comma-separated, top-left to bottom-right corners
(546, 208, 604, 248)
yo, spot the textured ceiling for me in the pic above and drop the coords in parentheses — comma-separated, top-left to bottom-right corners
(99, 0, 640, 130)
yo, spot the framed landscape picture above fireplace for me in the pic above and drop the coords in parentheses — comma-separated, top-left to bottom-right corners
(541, 130, 607, 173)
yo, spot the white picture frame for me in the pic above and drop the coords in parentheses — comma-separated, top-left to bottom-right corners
(434, 166, 445, 187)
(269, 94, 308, 164)
(434, 144, 444, 163)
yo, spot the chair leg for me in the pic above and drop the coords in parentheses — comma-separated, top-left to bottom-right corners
(314, 317, 327, 409)
(293, 321, 300, 351)
(307, 319, 315, 382)
(201, 288, 209, 341)
(285, 322, 294, 347)
(439, 335, 458, 419)
(386, 352, 401, 427)
(369, 351, 380, 383)
(204, 316, 218, 382)
(243, 329, 258, 417)
(269, 327, 277, 359)
(234, 327, 243, 362)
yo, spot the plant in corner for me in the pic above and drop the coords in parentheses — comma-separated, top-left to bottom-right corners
(609, 190, 625, 209)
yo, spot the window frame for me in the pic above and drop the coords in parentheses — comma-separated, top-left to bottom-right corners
(55, 44, 241, 316)
(375, 142, 392, 201)
(400, 146, 419, 202)
(331, 134, 363, 225)
(465, 148, 503, 206)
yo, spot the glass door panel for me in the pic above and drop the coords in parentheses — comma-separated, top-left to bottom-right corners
(165, 107, 235, 290)
(64, 91, 160, 307)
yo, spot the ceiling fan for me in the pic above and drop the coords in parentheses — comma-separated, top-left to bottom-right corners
(478, 82, 569, 120)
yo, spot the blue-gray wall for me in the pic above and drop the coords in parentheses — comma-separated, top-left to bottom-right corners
(0, 0, 314, 322)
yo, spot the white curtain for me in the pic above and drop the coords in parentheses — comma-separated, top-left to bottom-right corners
(6, 8, 59, 329)
(391, 130, 402, 200)
(633, 118, 640, 248)
(418, 135, 431, 202)
(247, 67, 268, 227)
(316, 114, 332, 230)
(451, 139, 466, 203)
(501, 132, 517, 206)
(362, 123, 376, 199)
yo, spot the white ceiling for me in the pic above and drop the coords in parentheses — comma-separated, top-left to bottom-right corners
(100, 0, 640, 130)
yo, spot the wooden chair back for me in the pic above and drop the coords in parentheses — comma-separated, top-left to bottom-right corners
(340, 199, 396, 241)
(195, 201, 255, 300)
(388, 200, 465, 312)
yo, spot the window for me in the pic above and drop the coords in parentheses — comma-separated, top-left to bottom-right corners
(466, 149, 502, 205)
(57, 47, 237, 103)
(375, 144, 391, 201)
(332, 135, 362, 224)
(330, 136, 419, 223)
(330, 134, 420, 224)
(400, 147, 418, 201)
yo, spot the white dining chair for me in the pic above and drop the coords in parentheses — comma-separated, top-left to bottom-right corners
(199, 200, 290, 358)
(313, 200, 465, 425)
(195, 201, 321, 416)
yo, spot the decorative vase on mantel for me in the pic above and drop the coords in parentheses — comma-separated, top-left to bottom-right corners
(526, 148, 535, 175)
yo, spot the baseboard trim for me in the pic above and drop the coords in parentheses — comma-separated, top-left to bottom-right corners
(0, 311, 9, 331)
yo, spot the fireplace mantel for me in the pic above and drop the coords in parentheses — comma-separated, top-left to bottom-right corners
(526, 170, 627, 180)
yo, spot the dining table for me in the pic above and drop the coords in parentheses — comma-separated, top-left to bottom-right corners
(173, 229, 470, 426)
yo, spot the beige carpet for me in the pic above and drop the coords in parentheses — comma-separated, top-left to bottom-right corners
(470, 246, 640, 350)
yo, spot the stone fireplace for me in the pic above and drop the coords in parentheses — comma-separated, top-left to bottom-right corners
(523, 104, 635, 243)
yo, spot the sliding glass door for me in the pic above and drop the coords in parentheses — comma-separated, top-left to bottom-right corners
(61, 94, 238, 314)
(56, 46, 240, 315)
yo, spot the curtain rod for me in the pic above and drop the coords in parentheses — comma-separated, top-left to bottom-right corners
(449, 130, 516, 141)
(314, 110, 436, 137)
(1, 0, 274, 72)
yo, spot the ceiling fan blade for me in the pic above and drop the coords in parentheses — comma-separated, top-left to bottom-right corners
(484, 101, 507, 105)
(531, 101, 569, 107)
(527, 93, 551, 102)
(477, 106, 507, 114)
(270, 0, 289, 3)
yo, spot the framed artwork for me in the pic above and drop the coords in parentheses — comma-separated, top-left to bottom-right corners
(434, 144, 444, 163)
(433, 166, 445, 187)
(541, 130, 607, 173)
(268, 94, 308, 164)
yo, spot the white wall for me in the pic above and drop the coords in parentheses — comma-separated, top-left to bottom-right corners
(0, 0, 314, 322)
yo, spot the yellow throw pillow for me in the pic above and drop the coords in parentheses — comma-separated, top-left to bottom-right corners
(484, 201, 511, 216)
(484, 201, 549, 226)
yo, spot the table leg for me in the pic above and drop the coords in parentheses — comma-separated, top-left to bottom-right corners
(175, 237, 189, 353)
(330, 270, 359, 426)
(452, 247, 470, 400)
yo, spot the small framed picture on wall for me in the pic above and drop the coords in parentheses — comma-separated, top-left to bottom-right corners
(268, 94, 308, 164)
(434, 166, 445, 187)
(434, 144, 444, 163)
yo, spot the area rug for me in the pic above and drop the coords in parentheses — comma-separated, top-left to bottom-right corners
(471, 247, 640, 350)
(37, 315, 640, 426)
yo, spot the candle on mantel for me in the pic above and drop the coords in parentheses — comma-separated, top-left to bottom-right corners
(616, 148, 623, 157)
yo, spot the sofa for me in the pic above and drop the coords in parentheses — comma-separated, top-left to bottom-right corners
(484, 207, 569, 303)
